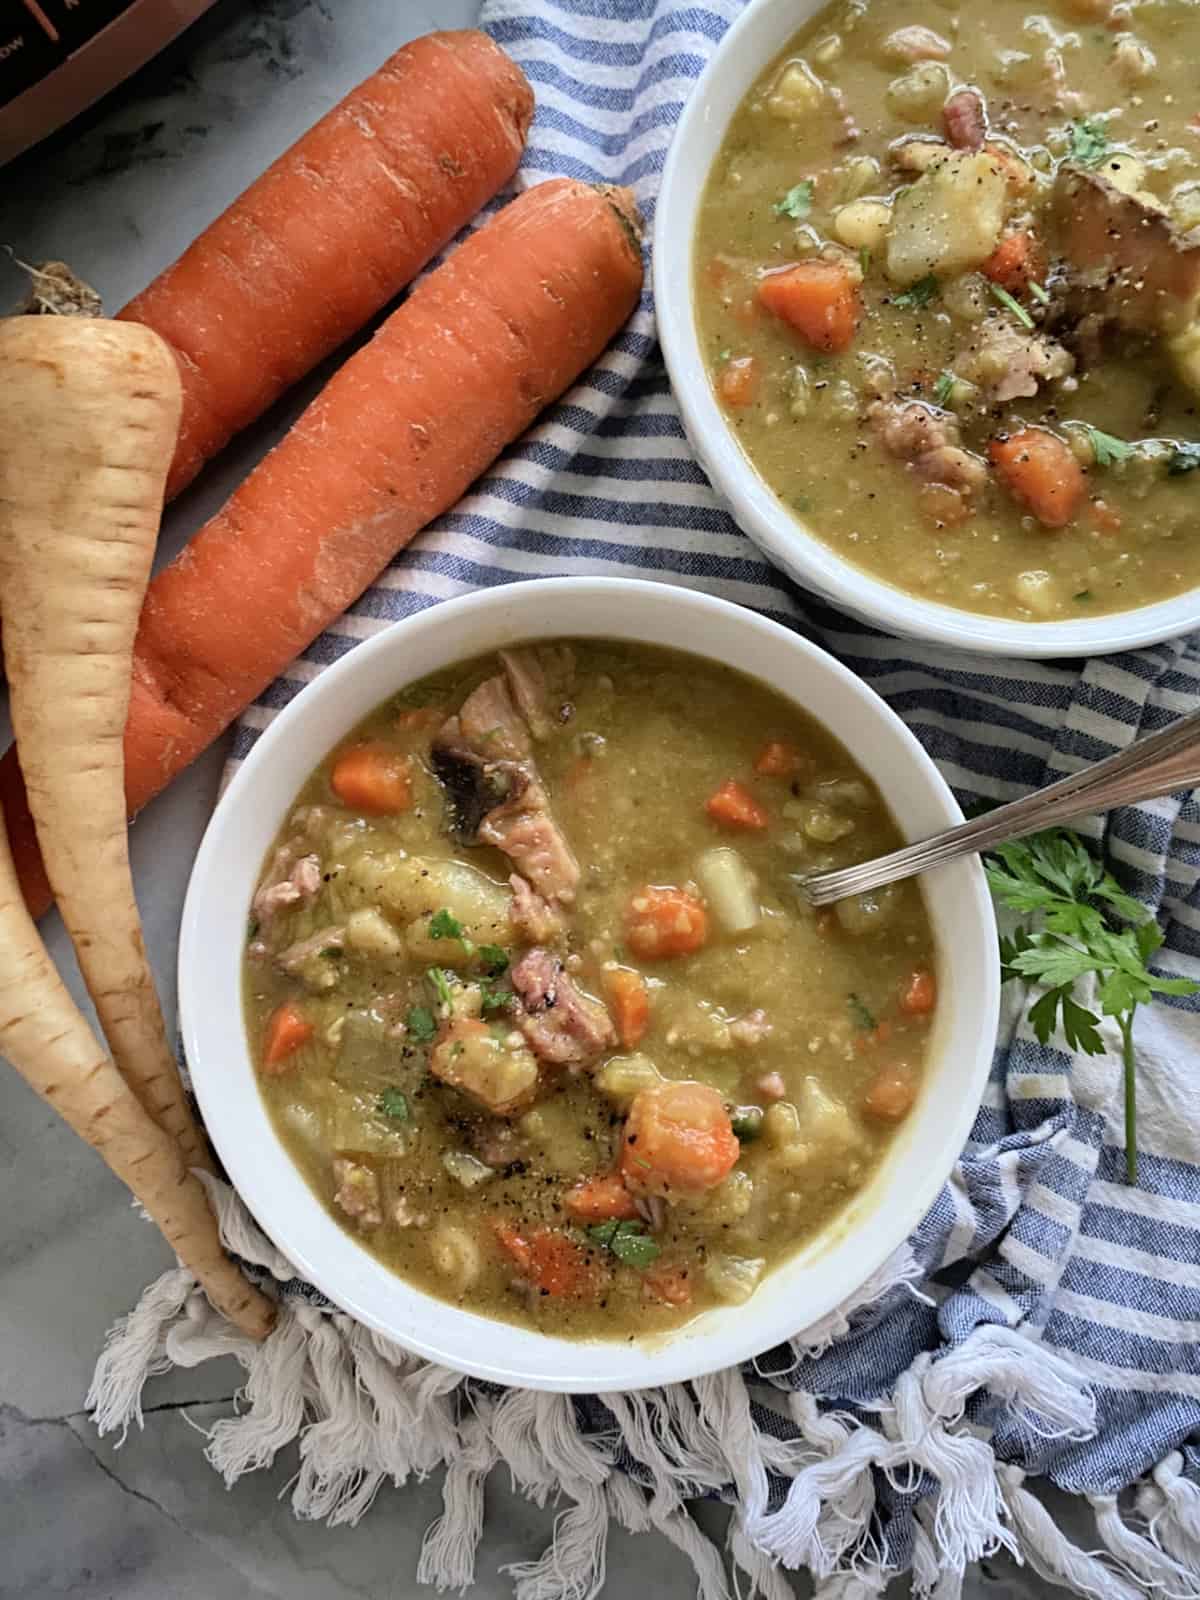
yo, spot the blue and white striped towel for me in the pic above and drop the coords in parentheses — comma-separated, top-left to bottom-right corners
(102, 3, 1200, 1594)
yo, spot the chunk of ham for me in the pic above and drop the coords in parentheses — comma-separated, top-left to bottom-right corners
(508, 873, 563, 943)
(479, 770, 580, 904)
(276, 925, 345, 972)
(252, 845, 322, 922)
(730, 1010, 772, 1047)
(1055, 164, 1200, 335)
(458, 675, 531, 761)
(510, 948, 616, 1067)
(868, 400, 988, 494)
(954, 317, 1074, 403)
(332, 1158, 382, 1229)
(942, 88, 986, 151)
(500, 648, 555, 740)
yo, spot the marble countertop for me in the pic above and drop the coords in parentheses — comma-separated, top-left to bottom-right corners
(0, 3, 1079, 1594)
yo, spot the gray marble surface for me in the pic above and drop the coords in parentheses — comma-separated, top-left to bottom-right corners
(0, 2, 1079, 1594)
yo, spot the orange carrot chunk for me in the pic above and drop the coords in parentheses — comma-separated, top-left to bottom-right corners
(264, 1001, 312, 1071)
(120, 32, 534, 501)
(625, 886, 708, 960)
(621, 1080, 739, 1195)
(989, 428, 1087, 529)
(757, 260, 861, 353)
(705, 779, 769, 831)
(563, 1173, 641, 1222)
(753, 740, 805, 777)
(604, 967, 650, 1048)
(330, 743, 413, 814)
(643, 1265, 693, 1307)
(494, 1222, 600, 1297)
(982, 231, 1043, 293)
(718, 355, 760, 408)
(3, 178, 644, 922)
(900, 968, 937, 1015)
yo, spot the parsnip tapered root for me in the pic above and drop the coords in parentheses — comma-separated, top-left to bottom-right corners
(0, 318, 209, 1173)
(0, 815, 274, 1339)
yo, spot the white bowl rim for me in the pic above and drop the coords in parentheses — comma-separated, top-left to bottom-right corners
(179, 576, 998, 1392)
(652, 0, 1200, 659)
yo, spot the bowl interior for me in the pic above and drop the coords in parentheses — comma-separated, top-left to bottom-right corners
(652, 0, 1200, 658)
(179, 578, 997, 1391)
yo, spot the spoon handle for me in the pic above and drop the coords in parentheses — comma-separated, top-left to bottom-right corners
(801, 707, 1200, 907)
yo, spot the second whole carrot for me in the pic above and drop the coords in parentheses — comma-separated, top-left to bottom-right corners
(3, 178, 644, 918)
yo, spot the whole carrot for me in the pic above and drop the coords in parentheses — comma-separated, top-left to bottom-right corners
(3, 179, 644, 920)
(121, 30, 533, 500)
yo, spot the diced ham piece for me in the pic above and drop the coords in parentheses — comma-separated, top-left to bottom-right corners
(913, 444, 989, 494)
(942, 89, 987, 151)
(756, 1072, 787, 1101)
(868, 400, 988, 496)
(332, 1158, 382, 1229)
(730, 1010, 773, 1047)
(479, 774, 580, 904)
(458, 675, 532, 761)
(252, 846, 322, 922)
(276, 925, 345, 972)
(954, 318, 1074, 404)
(510, 948, 616, 1067)
(509, 873, 563, 943)
(500, 648, 554, 740)
(1055, 164, 1200, 335)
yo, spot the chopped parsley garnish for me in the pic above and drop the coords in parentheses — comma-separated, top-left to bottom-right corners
(989, 282, 1034, 330)
(1029, 280, 1051, 306)
(319, 946, 343, 960)
(774, 180, 814, 220)
(892, 275, 939, 310)
(427, 966, 455, 1008)
(378, 1087, 409, 1121)
(586, 1218, 660, 1268)
(859, 245, 872, 277)
(478, 944, 510, 976)
(986, 829, 1199, 1183)
(405, 1004, 437, 1042)
(848, 993, 876, 1031)
(479, 980, 514, 1017)
(1168, 442, 1200, 476)
(429, 907, 471, 946)
(730, 1110, 763, 1142)
(932, 371, 956, 408)
(1076, 424, 1133, 468)
(1067, 117, 1110, 168)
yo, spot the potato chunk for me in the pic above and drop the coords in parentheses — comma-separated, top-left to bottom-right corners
(886, 151, 1009, 286)
(430, 1020, 539, 1116)
(766, 59, 824, 121)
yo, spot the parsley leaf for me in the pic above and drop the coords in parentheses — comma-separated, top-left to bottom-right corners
(989, 282, 1034, 330)
(892, 275, 939, 310)
(985, 828, 1199, 1182)
(429, 907, 473, 950)
(586, 1219, 661, 1269)
(479, 980, 514, 1017)
(1076, 424, 1133, 468)
(933, 371, 955, 408)
(859, 245, 872, 277)
(774, 180, 814, 220)
(405, 1004, 437, 1042)
(1029, 280, 1051, 306)
(1067, 117, 1110, 167)
(477, 944, 510, 976)
(426, 967, 455, 1008)
(378, 1087, 409, 1121)
(848, 992, 876, 1031)
(1168, 443, 1200, 476)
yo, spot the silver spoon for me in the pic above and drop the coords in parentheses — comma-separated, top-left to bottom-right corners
(801, 706, 1200, 907)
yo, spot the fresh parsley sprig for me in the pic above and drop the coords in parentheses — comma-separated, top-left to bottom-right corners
(985, 830, 1198, 1182)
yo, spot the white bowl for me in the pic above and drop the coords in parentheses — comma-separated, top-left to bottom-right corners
(179, 578, 997, 1391)
(653, 0, 1200, 658)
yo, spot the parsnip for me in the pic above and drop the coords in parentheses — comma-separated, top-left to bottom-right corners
(0, 318, 209, 1173)
(0, 813, 274, 1339)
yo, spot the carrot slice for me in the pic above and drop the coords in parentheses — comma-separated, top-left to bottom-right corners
(705, 779, 769, 831)
(982, 230, 1043, 292)
(3, 178, 644, 921)
(753, 741, 804, 777)
(989, 428, 1087, 529)
(643, 1265, 693, 1306)
(264, 1001, 313, 1071)
(604, 967, 650, 1048)
(625, 887, 708, 960)
(120, 32, 533, 500)
(563, 1173, 640, 1222)
(493, 1222, 600, 1297)
(900, 968, 937, 1015)
(718, 355, 760, 408)
(330, 744, 413, 814)
(758, 260, 861, 353)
